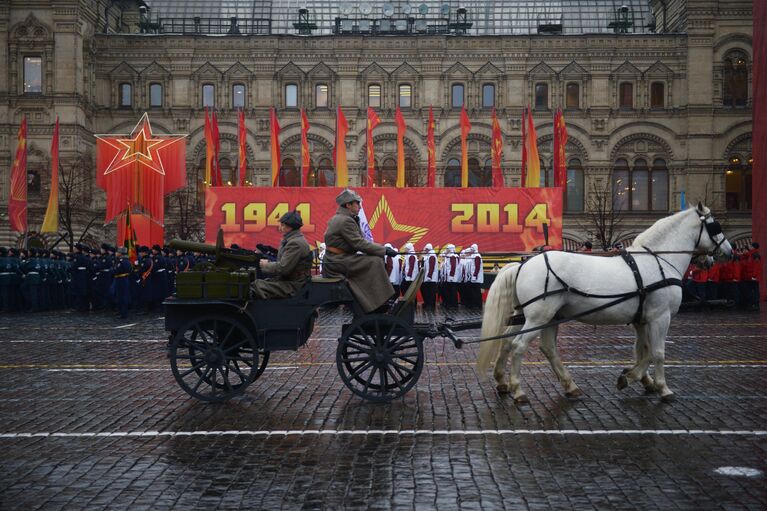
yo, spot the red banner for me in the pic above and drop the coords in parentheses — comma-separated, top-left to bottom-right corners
(206, 187, 562, 252)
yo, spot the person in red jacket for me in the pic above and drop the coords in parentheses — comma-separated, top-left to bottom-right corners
(689, 263, 708, 302)
(720, 253, 741, 307)
(741, 242, 761, 310)
(706, 261, 721, 301)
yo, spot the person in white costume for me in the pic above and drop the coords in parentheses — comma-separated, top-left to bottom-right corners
(400, 243, 419, 297)
(383, 243, 403, 297)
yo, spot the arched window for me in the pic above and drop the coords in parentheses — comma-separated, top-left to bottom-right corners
(150, 83, 163, 107)
(650, 82, 664, 109)
(285, 83, 298, 108)
(539, 159, 554, 187)
(444, 158, 461, 187)
(631, 158, 649, 210)
(619, 82, 633, 109)
(534, 83, 548, 110)
(399, 84, 412, 108)
(219, 157, 234, 185)
(612, 157, 668, 211)
(120, 83, 132, 107)
(23, 57, 42, 94)
(723, 50, 749, 107)
(202, 84, 215, 107)
(484, 158, 494, 186)
(279, 158, 300, 187)
(725, 153, 752, 210)
(315, 84, 329, 108)
(451, 84, 464, 108)
(232, 84, 245, 108)
(612, 158, 630, 211)
(468, 158, 481, 187)
(405, 157, 419, 187)
(565, 158, 584, 212)
(314, 157, 334, 186)
(380, 158, 397, 186)
(482, 84, 495, 108)
(566, 82, 579, 109)
(368, 84, 381, 108)
(651, 158, 669, 211)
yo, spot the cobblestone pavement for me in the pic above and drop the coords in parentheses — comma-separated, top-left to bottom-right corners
(0, 306, 766, 510)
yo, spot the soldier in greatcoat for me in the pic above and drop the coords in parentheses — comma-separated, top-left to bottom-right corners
(322, 188, 397, 313)
(251, 210, 313, 299)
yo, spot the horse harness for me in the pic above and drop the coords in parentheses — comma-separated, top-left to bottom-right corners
(510, 248, 683, 327)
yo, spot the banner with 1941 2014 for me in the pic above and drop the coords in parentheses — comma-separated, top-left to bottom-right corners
(205, 187, 563, 252)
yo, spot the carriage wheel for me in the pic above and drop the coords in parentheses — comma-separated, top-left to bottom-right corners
(336, 313, 424, 402)
(170, 315, 262, 402)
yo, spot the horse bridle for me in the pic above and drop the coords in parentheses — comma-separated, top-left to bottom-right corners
(694, 212, 728, 255)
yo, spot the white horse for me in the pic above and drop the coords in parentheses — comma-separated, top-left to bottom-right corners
(477, 203, 732, 403)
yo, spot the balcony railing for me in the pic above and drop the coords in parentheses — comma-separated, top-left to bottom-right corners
(156, 17, 272, 36)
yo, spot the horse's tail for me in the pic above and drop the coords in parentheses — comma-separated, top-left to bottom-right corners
(477, 262, 520, 376)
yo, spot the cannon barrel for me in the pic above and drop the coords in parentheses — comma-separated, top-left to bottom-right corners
(169, 229, 260, 268)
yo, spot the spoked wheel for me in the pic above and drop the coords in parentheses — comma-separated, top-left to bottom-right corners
(336, 313, 424, 402)
(170, 315, 263, 402)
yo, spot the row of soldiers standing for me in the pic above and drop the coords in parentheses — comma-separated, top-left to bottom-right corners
(380, 242, 484, 310)
(0, 243, 206, 318)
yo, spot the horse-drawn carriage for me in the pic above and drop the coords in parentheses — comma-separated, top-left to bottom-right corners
(165, 204, 733, 405)
(164, 232, 464, 403)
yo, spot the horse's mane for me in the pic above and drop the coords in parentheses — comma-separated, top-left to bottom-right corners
(630, 207, 705, 249)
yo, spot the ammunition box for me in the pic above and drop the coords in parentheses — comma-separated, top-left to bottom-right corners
(176, 271, 250, 300)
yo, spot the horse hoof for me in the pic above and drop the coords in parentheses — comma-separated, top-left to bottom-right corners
(565, 388, 583, 399)
(660, 393, 675, 403)
(514, 395, 530, 405)
(496, 384, 510, 395)
(644, 385, 659, 395)
(616, 374, 629, 390)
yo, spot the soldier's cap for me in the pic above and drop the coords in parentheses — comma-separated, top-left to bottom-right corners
(279, 210, 303, 229)
(0, 247, 6, 255)
(335, 188, 362, 206)
(138, 245, 150, 253)
(101, 243, 110, 251)
(151, 244, 162, 252)
(230, 243, 241, 250)
(30, 248, 38, 256)
(75, 243, 87, 252)
(107, 245, 116, 253)
(117, 247, 128, 255)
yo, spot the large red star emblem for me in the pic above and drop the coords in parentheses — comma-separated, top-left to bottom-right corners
(96, 113, 185, 177)
(366, 195, 429, 248)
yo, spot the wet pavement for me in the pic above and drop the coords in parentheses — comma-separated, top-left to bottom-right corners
(0, 306, 766, 510)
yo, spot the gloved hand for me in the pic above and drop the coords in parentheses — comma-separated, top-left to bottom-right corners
(385, 247, 399, 258)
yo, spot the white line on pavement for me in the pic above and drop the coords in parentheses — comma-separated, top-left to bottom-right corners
(44, 366, 299, 372)
(113, 323, 137, 329)
(0, 429, 764, 439)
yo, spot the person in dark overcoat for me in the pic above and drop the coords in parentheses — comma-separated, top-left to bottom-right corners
(322, 188, 396, 313)
(251, 210, 313, 299)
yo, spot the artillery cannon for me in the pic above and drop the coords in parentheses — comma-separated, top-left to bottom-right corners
(169, 229, 261, 270)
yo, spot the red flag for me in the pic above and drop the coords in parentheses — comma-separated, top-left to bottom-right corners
(124, 206, 138, 264)
(301, 108, 311, 186)
(270, 108, 281, 186)
(366, 107, 381, 186)
(491, 108, 504, 187)
(427, 106, 436, 187)
(460, 106, 471, 187)
(8, 117, 28, 233)
(395, 106, 407, 188)
(333, 106, 349, 186)
(41, 116, 60, 233)
(95, 113, 186, 224)
(238, 109, 247, 186)
(553, 108, 568, 187)
(520, 107, 527, 187)
(211, 110, 222, 185)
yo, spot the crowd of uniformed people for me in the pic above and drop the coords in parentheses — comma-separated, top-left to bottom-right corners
(684, 242, 762, 310)
(0, 243, 209, 318)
